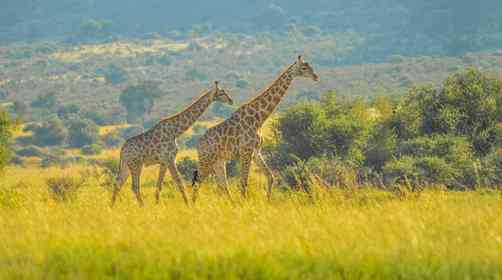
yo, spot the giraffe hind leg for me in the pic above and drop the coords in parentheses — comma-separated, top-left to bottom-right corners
(213, 160, 233, 202)
(254, 150, 275, 200)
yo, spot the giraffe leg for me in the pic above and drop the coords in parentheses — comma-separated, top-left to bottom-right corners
(213, 160, 233, 202)
(130, 164, 144, 207)
(111, 162, 129, 207)
(167, 160, 189, 206)
(239, 150, 254, 198)
(155, 163, 168, 204)
(254, 150, 275, 200)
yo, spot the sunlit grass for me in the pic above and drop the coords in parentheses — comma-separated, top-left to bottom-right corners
(0, 165, 501, 279)
(50, 40, 189, 63)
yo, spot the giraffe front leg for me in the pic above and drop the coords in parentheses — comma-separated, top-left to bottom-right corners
(130, 164, 144, 207)
(239, 150, 254, 198)
(167, 160, 189, 206)
(111, 168, 128, 207)
(254, 150, 275, 201)
(155, 163, 168, 204)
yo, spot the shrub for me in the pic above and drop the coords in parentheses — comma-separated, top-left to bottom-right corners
(480, 149, 502, 187)
(119, 81, 162, 123)
(31, 118, 68, 146)
(56, 104, 80, 120)
(100, 64, 128, 85)
(31, 93, 57, 110)
(66, 118, 100, 148)
(236, 79, 249, 89)
(274, 101, 327, 161)
(306, 157, 358, 188)
(0, 110, 13, 172)
(15, 145, 46, 158)
(177, 157, 198, 180)
(84, 111, 108, 125)
(46, 176, 86, 202)
(81, 144, 103, 155)
(92, 159, 120, 188)
(9, 156, 24, 166)
(102, 131, 122, 148)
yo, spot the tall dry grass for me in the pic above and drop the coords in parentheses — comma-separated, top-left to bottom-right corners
(0, 165, 501, 279)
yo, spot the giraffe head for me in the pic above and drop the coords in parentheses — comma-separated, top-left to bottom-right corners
(211, 81, 233, 105)
(293, 56, 319, 81)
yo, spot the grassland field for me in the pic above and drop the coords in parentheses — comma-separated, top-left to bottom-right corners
(1, 161, 502, 279)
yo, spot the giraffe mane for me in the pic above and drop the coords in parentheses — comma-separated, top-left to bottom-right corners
(240, 62, 296, 107)
(158, 89, 211, 123)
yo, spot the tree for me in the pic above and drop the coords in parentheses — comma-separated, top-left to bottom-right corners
(119, 81, 163, 123)
(0, 109, 13, 173)
(66, 118, 100, 148)
(30, 117, 68, 146)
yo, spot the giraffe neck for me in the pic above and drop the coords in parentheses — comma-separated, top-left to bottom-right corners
(240, 63, 296, 128)
(161, 90, 214, 135)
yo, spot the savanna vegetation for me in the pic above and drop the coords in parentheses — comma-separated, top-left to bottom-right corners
(1, 1, 502, 278)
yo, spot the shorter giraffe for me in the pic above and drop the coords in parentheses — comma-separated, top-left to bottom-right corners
(192, 56, 319, 203)
(112, 81, 233, 206)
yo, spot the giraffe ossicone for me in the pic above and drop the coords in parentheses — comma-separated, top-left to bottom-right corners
(111, 81, 233, 206)
(192, 56, 319, 203)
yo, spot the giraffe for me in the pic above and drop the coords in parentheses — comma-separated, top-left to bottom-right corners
(111, 81, 233, 206)
(192, 56, 319, 203)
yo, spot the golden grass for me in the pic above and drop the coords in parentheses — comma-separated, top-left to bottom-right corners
(0, 165, 501, 279)
(50, 40, 188, 63)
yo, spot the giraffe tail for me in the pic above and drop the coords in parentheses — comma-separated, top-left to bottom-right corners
(191, 170, 199, 187)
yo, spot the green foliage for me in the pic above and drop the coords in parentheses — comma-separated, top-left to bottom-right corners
(0, 110, 13, 173)
(31, 93, 57, 110)
(274, 101, 327, 161)
(119, 82, 162, 123)
(80, 144, 103, 155)
(79, 19, 112, 40)
(66, 119, 100, 148)
(102, 131, 122, 148)
(46, 176, 87, 202)
(390, 69, 502, 156)
(177, 157, 198, 180)
(30, 118, 68, 146)
(99, 64, 128, 85)
(185, 68, 208, 81)
(15, 145, 46, 158)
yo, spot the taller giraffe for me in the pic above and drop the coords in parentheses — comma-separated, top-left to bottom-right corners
(192, 56, 319, 202)
(112, 81, 233, 206)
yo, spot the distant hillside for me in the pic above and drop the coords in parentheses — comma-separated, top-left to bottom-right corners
(1, 33, 502, 125)
(1, 1, 502, 60)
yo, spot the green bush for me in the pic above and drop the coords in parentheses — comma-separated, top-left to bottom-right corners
(15, 145, 46, 158)
(0, 110, 13, 173)
(99, 64, 128, 85)
(30, 118, 68, 146)
(31, 93, 57, 110)
(177, 157, 198, 180)
(81, 144, 103, 155)
(66, 118, 100, 148)
(102, 131, 122, 148)
(47, 176, 87, 202)
(119, 82, 162, 123)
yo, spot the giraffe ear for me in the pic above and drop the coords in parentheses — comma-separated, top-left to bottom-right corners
(297, 55, 303, 63)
